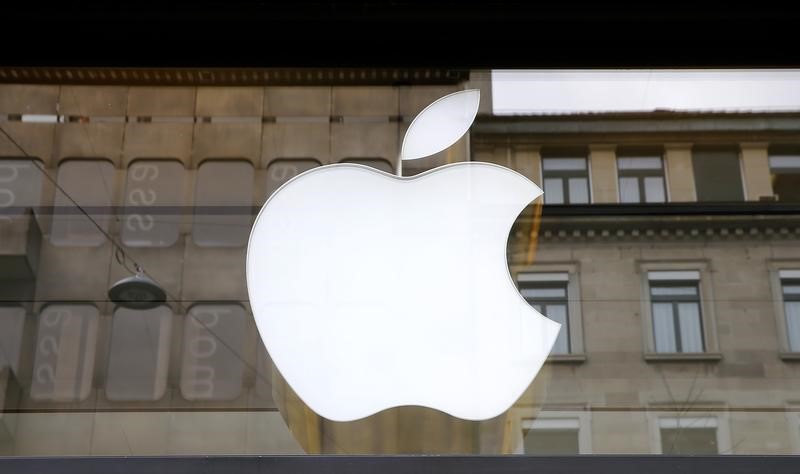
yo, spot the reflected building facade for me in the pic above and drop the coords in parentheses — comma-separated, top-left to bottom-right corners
(1, 69, 800, 455)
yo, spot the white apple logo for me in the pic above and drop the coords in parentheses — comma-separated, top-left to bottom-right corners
(246, 90, 560, 422)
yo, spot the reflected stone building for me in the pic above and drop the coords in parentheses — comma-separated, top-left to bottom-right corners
(1, 69, 800, 455)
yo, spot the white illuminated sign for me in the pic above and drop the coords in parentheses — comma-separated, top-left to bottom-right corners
(246, 90, 559, 422)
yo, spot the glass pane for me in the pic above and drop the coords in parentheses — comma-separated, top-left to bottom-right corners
(785, 302, 800, 351)
(544, 304, 569, 354)
(782, 284, 800, 295)
(619, 176, 640, 203)
(643, 176, 665, 202)
(50, 160, 115, 246)
(661, 428, 719, 454)
(106, 305, 172, 401)
(265, 159, 321, 199)
(618, 157, 662, 170)
(524, 429, 579, 454)
(692, 150, 744, 201)
(769, 155, 800, 169)
(651, 285, 698, 297)
(30, 305, 98, 401)
(0, 159, 43, 213)
(520, 287, 567, 299)
(542, 157, 586, 171)
(568, 177, 589, 204)
(121, 160, 185, 248)
(652, 303, 676, 353)
(677, 302, 704, 352)
(543, 178, 564, 204)
(181, 304, 248, 401)
(192, 161, 254, 247)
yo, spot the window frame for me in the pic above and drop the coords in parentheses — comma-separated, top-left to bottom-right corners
(638, 262, 721, 361)
(767, 262, 800, 358)
(767, 147, 800, 202)
(617, 155, 668, 204)
(514, 408, 593, 454)
(540, 156, 591, 205)
(647, 409, 732, 455)
(649, 279, 705, 353)
(513, 263, 586, 362)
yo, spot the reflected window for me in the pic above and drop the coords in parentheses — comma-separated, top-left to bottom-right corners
(0, 305, 26, 374)
(659, 417, 719, 454)
(180, 304, 247, 401)
(769, 149, 800, 202)
(340, 158, 394, 173)
(121, 160, 185, 248)
(51, 159, 116, 246)
(618, 156, 666, 203)
(192, 160, 254, 247)
(541, 157, 590, 204)
(692, 146, 744, 202)
(779, 270, 800, 351)
(521, 418, 581, 454)
(518, 272, 570, 354)
(648, 271, 704, 353)
(106, 305, 172, 401)
(30, 304, 98, 401)
(0, 158, 44, 217)
(265, 159, 321, 198)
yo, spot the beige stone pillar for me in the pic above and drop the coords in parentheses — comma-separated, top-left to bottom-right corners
(588, 144, 618, 203)
(512, 145, 541, 186)
(664, 143, 696, 202)
(740, 142, 773, 201)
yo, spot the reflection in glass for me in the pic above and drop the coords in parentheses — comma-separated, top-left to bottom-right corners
(541, 157, 589, 204)
(192, 160, 254, 247)
(340, 158, 394, 174)
(0, 305, 26, 374)
(0, 159, 44, 214)
(650, 280, 703, 353)
(181, 304, 247, 401)
(106, 305, 172, 401)
(781, 274, 800, 351)
(769, 153, 800, 201)
(518, 273, 570, 354)
(121, 160, 185, 248)
(660, 417, 719, 454)
(51, 160, 116, 246)
(692, 147, 744, 202)
(617, 156, 666, 203)
(265, 159, 321, 198)
(521, 418, 580, 454)
(30, 305, 98, 401)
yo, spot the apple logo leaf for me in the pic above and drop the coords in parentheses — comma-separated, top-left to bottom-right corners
(400, 89, 481, 161)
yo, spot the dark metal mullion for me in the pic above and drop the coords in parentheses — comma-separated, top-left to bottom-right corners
(672, 301, 683, 352)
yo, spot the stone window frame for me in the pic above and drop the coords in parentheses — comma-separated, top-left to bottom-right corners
(767, 261, 800, 360)
(510, 262, 586, 363)
(646, 407, 732, 454)
(514, 408, 593, 454)
(638, 261, 722, 362)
